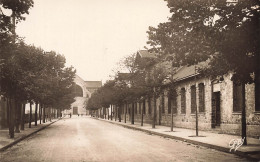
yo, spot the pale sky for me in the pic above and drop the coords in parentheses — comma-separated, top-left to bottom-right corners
(16, 0, 170, 82)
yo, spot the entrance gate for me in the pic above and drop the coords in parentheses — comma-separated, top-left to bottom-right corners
(73, 107, 78, 115)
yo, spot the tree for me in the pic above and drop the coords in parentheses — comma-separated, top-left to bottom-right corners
(0, 0, 34, 21)
(0, 0, 34, 138)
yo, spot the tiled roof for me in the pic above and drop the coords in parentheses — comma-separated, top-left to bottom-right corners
(172, 65, 196, 81)
(85, 81, 102, 88)
(172, 61, 208, 82)
(137, 50, 157, 59)
(117, 73, 131, 80)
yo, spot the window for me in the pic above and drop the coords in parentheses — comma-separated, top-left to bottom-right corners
(73, 84, 83, 97)
(191, 85, 196, 114)
(168, 90, 177, 114)
(161, 93, 165, 114)
(172, 95, 177, 114)
(199, 83, 205, 112)
(181, 88, 186, 114)
(233, 82, 243, 112)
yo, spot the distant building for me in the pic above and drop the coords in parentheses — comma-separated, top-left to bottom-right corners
(65, 75, 102, 115)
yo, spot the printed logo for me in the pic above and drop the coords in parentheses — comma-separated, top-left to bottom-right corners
(229, 137, 245, 152)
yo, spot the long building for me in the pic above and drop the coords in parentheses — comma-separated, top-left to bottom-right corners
(107, 50, 260, 138)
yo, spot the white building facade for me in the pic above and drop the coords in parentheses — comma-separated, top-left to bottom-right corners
(65, 75, 102, 115)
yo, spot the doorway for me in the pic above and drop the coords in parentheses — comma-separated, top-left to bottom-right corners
(73, 107, 78, 115)
(212, 92, 221, 128)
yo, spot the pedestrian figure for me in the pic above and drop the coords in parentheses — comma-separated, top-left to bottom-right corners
(70, 113, 71, 118)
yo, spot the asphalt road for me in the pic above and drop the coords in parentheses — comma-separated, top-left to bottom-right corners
(0, 117, 248, 162)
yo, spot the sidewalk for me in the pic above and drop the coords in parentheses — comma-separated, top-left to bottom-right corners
(0, 118, 60, 152)
(97, 117, 260, 161)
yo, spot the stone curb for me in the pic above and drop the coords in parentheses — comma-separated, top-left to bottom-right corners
(0, 119, 60, 152)
(96, 118, 259, 161)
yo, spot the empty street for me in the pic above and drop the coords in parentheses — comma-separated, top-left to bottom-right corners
(0, 117, 247, 162)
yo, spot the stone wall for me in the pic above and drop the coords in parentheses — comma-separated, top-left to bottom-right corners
(119, 73, 260, 138)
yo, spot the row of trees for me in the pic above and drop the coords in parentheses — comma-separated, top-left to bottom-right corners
(87, 0, 259, 145)
(87, 52, 173, 127)
(0, 0, 76, 138)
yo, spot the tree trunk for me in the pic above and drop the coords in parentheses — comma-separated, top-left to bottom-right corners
(195, 82, 199, 136)
(152, 93, 156, 128)
(52, 108, 54, 119)
(107, 108, 109, 120)
(15, 100, 21, 133)
(43, 105, 45, 123)
(7, 98, 10, 127)
(242, 84, 247, 145)
(29, 102, 32, 128)
(195, 97, 199, 136)
(21, 103, 25, 130)
(39, 104, 42, 124)
(105, 108, 106, 119)
(35, 102, 38, 126)
(111, 105, 113, 121)
(49, 108, 52, 122)
(171, 100, 174, 132)
(141, 100, 144, 126)
(131, 103, 134, 125)
(8, 98, 15, 138)
(102, 108, 104, 119)
(129, 103, 131, 122)
(159, 105, 161, 125)
(115, 106, 117, 121)
(119, 105, 121, 122)
(124, 103, 127, 123)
